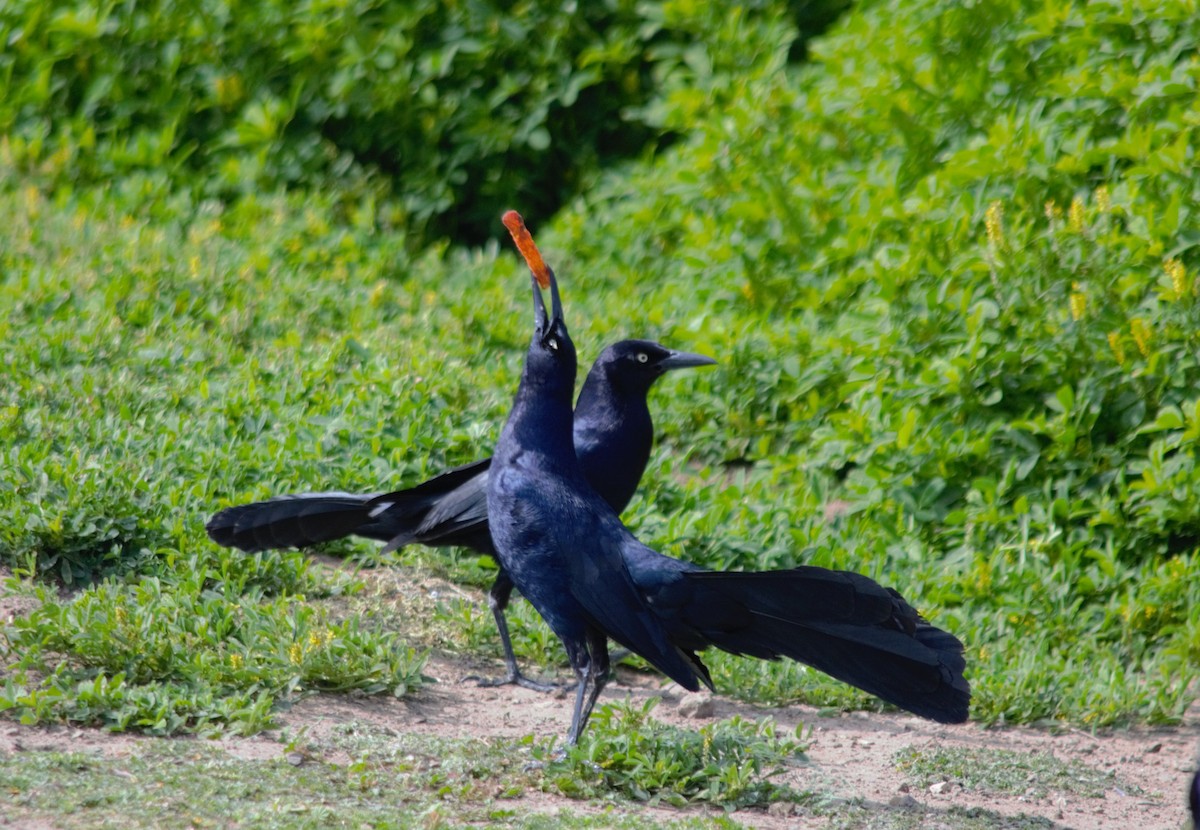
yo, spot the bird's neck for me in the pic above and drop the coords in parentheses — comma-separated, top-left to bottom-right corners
(576, 372, 651, 428)
(572, 376, 654, 511)
(501, 361, 579, 474)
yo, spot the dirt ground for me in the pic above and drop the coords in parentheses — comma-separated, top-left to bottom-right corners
(280, 656, 1200, 829)
(1, 567, 1197, 829)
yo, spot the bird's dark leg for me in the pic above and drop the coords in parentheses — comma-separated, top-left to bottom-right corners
(566, 631, 611, 745)
(468, 571, 561, 693)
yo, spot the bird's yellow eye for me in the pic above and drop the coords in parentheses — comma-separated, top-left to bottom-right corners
(636, 353, 648, 363)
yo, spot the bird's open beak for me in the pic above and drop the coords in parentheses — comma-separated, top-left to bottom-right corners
(527, 263, 564, 334)
(659, 350, 717, 371)
(538, 267, 564, 328)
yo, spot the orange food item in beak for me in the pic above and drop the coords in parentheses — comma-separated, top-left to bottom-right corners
(502, 210, 552, 289)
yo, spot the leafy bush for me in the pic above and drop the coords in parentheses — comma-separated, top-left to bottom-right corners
(0, 0, 845, 246)
(547, 0, 1200, 724)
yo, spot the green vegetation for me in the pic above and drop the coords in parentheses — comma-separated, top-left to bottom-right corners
(0, 0, 845, 245)
(540, 698, 808, 808)
(894, 745, 1138, 800)
(3, 569, 424, 735)
(0, 734, 743, 830)
(822, 806, 1058, 830)
(557, 0, 1200, 726)
(1, 0, 1198, 777)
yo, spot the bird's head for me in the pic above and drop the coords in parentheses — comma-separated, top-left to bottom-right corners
(502, 211, 577, 390)
(595, 340, 716, 394)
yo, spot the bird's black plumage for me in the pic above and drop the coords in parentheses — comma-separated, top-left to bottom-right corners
(487, 214, 970, 743)
(205, 340, 714, 688)
(1190, 766, 1199, 828)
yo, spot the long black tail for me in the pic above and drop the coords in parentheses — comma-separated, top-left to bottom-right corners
(683, 567, 970, 723)
(206, 458, 492, 553)
(206, 493, 381, 551)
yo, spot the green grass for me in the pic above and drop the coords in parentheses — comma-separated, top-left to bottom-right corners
(539, 698, 809, 809)
(3, 1, 1199, 823)
(893, 745, 1140, 800)
(817, 805, 1058, 830)
(0, 735, 745, 830)
(2, 0, 1199, 754)
(0, 564, 426, 735)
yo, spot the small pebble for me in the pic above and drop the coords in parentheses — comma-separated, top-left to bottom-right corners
(677, 693, 715, 719)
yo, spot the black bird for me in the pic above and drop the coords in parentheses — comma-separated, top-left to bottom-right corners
(487, 211, 970, 744)
(1190, 766, 1199, 828)
(206, 340, 714, 689)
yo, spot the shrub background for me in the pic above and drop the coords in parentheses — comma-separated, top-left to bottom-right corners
(0, 0, 845, 245)
(2, 0, 1199, 733)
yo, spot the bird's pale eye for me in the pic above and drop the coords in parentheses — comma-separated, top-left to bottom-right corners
(636, 352, 648, 363)
(547, 337, 559, 352)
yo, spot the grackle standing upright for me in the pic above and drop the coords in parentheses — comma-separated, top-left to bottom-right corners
(487, 211, 970, 743)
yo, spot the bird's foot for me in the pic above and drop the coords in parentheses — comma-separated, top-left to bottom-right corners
(465, 670, 564, 694)
(524, 747, 575, 771)
(523, 749, 565, 771)
(524, 750, 600, 773)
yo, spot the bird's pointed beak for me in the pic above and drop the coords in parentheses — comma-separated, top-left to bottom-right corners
(547, 265, 563, 324)
(531, 270, 550, 330)
(502, 210, 562, 329)
(659, 350, 717, 371)
(527, 265, 564, 334)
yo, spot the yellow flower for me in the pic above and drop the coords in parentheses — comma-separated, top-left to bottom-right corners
(229, 653, 244, 670)
(308, 631, 324, 649)
(24, 185, 41, 219)
(1095, 186, 1111, 214)
(1068, 196, 1085, 233)
(985, 201, 1004, 247)
(324, 629, 336, 645)
(1044, 200, 1061, 222)
(1130, 318, 1152, 358)
(1107, 331, 1125, 364)
(288, 643, 304, 665)
(1068, 283, 1086, 321)
(1165, 258, 1188, 298)
(214, 74, 245, 109)
(114, 606, 128, 625)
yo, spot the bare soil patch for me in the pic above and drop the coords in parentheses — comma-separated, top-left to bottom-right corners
(4, 650, 1192, 829)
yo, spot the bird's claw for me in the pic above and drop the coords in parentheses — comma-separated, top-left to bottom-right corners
(523, 747, 569, 771)
(464, 671, 563, 694)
